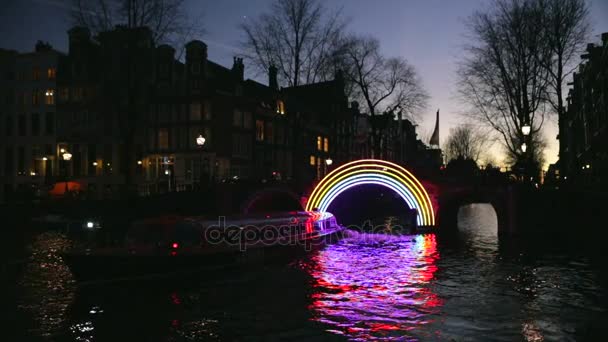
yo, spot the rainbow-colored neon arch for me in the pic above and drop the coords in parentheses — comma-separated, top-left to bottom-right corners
(305, 159, 435, 227)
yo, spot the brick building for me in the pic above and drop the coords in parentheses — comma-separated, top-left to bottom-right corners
(560, 32, 608, 189)
(0, 41, 62, 202)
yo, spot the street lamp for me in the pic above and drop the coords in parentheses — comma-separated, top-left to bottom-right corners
(196, 135, 206, 147)
(521, 143, 527, 153)
(196, 135, 206, 188)
(62, 151, 72, 194)
(521, 124, 531, 136)
(325, 158, 333, 166)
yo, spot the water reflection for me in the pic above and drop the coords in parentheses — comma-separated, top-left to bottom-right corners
(16, 231, 75, 338)
(7, 205, 608, 341)
(302, 233, 441, 340)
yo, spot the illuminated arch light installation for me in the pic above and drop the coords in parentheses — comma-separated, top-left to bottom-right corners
(305, 159, 435, 227)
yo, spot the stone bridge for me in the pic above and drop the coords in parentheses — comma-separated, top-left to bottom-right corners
(237, 159, 522, 235)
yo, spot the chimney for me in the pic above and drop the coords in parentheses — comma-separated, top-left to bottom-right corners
(232, 57, 244, 81)
(602, 32, 608, 46)
(334, 69, 344, 92)
(269, 64, 278, 90)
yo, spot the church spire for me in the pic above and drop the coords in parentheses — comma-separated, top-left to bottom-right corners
(429, 109, 440, 147)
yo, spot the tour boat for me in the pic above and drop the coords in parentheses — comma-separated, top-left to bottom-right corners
(63, 211, 344, 282)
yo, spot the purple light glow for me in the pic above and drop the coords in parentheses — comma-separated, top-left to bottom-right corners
(318, 174, 423, 225)
(300, 233, 441, 340)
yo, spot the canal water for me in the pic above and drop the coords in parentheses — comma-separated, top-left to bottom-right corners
(2, 204, 608, 341)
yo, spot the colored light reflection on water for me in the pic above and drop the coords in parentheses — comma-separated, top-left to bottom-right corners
(301, 232, 442, 340)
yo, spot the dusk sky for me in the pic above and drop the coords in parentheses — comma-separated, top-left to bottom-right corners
(2, 0, 607, 168)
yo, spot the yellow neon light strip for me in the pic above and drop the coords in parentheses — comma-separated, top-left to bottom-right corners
(306, 159, 435, 226)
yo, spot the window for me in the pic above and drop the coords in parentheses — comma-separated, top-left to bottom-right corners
(324, 138, 329, 152)
(31, 145, 41, 174)
(4, 146, 14, 175)
(265, 122, 273, 142)
(45, 112, 54, 135)
(17, 146, 25, 174)
(233, 109, 243, 127)
(310, 155, 316, 166)
(47, 68, 56, 80)
(276, 100, 285, 114)
(32, 67, 40, 81)
(72, 87, 83, 102)
(5, 115, 12, 136)
(255, 120, 264, 141)
(103, 144, 113, 175)
(18, 115, 26, 136)
(317, 136, 322, 151)
(31, 113, 40, 136)
(191, 62, 200, 74)
(59, 87, 69, 102)
(45, 89, 54, 105)
(204, 101, 212, 120)
(243, 112, 252, 129)
(158, 128, 169, 150)
(32, 90, 40, 105)
(190, 102, 201, 121)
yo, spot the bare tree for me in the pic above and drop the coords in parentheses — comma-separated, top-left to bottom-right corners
(444, 124, 488, 163)
(458, 0, 553, 170)
(240, 0, 346, 87)
(71, 0, 203, 48)
(340, 35, 428, 157)
(536, 0, 590, 153)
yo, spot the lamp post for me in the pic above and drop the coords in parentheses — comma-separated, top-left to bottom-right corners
(196, 135, 206, 189)
(62, 151, 72, 194)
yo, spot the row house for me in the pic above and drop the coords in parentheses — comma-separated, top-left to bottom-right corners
(0, 41, 61, 202)
(560, 32, 608, 189)
(50, 25, 357, 199)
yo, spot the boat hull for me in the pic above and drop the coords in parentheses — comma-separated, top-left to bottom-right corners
(64, 228, 342, 283)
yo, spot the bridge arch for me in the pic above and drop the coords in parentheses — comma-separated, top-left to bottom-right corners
(305, 159, 435, 226)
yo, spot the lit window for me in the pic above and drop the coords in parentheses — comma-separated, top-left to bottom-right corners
(255, 120, 264, 141)
(277, 100, 285, 114)
(324, 138, 329, 152)
(47, 68, 56, 80)
(45, 89, 54, 105)
(317, 136, 322, 151)
(310, 155, 316, 166)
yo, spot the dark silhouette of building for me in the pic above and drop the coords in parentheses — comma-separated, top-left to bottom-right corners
(560, 32, 608, 190)
(1, 25, 432, 202)
(0, 42, 62, 203)
(50, 25, 360, 199)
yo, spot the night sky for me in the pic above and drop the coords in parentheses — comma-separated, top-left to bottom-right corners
(2, 0, 607, 168)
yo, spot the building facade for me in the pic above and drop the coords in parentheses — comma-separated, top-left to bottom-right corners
(1, 25, 430, 202)
(0, 42, 62, 202)
(51, 26, 357, 199)
(560, 32, 608, 189)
